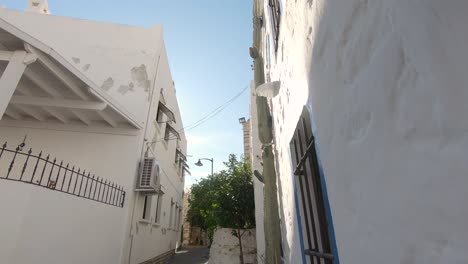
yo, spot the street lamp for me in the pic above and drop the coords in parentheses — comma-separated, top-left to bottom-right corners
(195, 158, 214, 176)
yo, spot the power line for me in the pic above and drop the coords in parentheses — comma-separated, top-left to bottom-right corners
(180, 85, 248, 133)
(153, 85, 249, 143)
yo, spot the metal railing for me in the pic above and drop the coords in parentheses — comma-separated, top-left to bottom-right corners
(0, 141, 125, 208)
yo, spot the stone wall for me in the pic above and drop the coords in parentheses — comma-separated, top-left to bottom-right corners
(209, 228, 257, 264)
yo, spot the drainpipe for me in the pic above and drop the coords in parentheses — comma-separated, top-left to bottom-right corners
(251, 0, 282, 263)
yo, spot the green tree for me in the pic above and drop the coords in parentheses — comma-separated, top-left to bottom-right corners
(188, 154, 255, 264)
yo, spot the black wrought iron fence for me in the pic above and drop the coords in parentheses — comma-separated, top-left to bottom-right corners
(0, 142, 125, 208)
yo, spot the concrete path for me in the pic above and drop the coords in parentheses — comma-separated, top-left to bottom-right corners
(166, 246, 210, 264)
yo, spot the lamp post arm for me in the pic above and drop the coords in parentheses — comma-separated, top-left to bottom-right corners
(198, 158, 214, 176)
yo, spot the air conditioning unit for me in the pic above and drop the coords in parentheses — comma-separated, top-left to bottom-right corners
(136, 158, 161, 193)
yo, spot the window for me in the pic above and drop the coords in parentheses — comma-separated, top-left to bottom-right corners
(174, 203, 178, 229)
(177, 208, 182, 230)
(156, 106, 165, 123)
(156, 101, 176, 124)
(142, 195, 152, 221)
(175, 150, 180, 165)
(165, 124, 180, 142)
(290, 108, 334, 263)
(176, 148, 188, 179)
(268, 0, 281, 51)
(154, 194, 163, 224)
(164, 127, 171, 142)
(169, 198, 174, 228)
(265, 34, 271, 69)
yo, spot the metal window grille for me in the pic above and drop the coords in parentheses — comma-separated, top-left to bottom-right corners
(0, 141, 126, 208)
(142, 195, 150, 219)
(156, 106, 164, 123)
(290, 109, 334, 264)
(268, 0, 281, 51)
(154, 194, 161, 223)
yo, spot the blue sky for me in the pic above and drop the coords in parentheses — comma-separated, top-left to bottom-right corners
(1, 0, 253, 187)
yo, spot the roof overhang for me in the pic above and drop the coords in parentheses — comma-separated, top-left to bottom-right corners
(0, 17, 142, 129)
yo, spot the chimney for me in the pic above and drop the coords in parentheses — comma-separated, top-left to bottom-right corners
(27, 0, 50, 14)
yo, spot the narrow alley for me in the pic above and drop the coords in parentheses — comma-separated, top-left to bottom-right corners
(1, 0, 468, 264)
(166, 246, 209, 264)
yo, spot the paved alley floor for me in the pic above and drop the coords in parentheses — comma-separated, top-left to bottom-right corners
(166, 246, 210, 264)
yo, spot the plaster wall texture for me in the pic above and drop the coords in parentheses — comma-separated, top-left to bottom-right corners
(125, 50, 186, 263)
(258, 0, 468, 263)
(209, 228, 257, 264)
(0, 9, 186, 264)
(0, 127, 141, 264)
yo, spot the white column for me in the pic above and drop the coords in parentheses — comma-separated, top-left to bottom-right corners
(0, 51, 33, 120)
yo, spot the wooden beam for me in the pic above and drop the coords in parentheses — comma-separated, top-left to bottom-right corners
(0, 120, 139, 136)
(24, 69, 63, 98)
(23, 69, 91, 126)
(69, 110, 91, 126)
(0, 51, 28, 119)
(25, 44, 90, 100)
(10, 95, 107, 111)
(16, 83, 34, 96)
(15, 85, 87, 125)
(14, 105, 45, 121)
(98, 111, 117, 128)
(43, 107, 69, 124)
(0, 50, 14, 61)
(4, 108, 21, 120)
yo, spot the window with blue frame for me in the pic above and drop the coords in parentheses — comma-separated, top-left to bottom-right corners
(290, 108, 335, 264)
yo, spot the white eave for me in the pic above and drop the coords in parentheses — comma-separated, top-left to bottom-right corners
(0, 17, 143, 130)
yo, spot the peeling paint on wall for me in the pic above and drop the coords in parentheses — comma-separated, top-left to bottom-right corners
(101, 77, 114, 91)
(118, 82, 135, 95)
(131, 64, 151, 93)
(82, 64, 90, 72)
(72, 57, 80, 64)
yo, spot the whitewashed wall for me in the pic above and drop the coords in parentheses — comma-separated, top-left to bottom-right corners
(258, 0, 308, 263)
(0, 12, 186, 264)
(0, 127, 142, 264)
(261, 0, 468, 263)
(124, 44, 186, 264)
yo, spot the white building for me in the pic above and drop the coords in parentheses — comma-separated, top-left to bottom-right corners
(0, 2, 189, 264)
(251, 0, 468, 263)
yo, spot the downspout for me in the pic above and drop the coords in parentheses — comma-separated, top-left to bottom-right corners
(251, 0, 282, 263)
